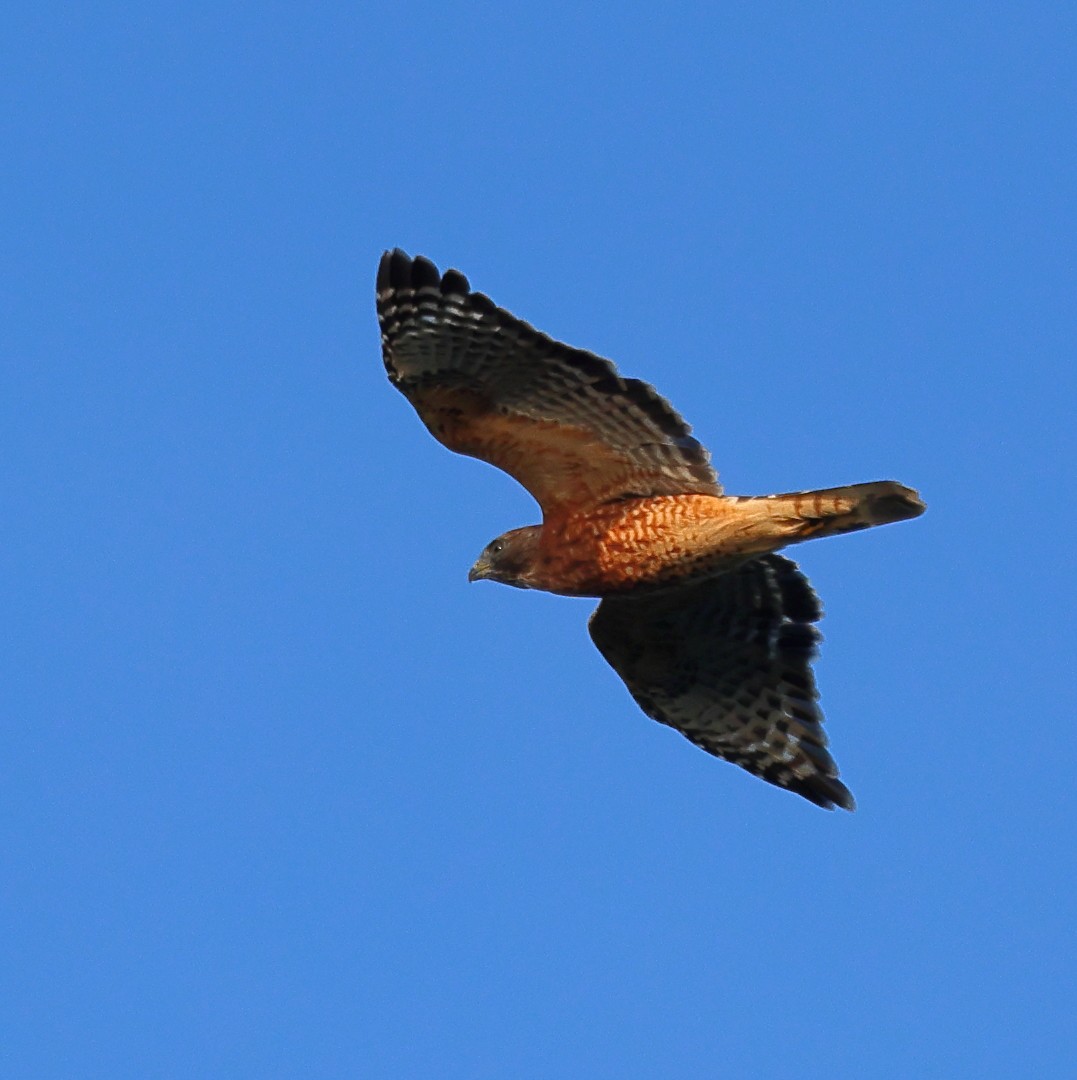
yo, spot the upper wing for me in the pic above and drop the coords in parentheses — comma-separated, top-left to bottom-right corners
(588, 555, 855, 810)
(377, 250, 721, 518)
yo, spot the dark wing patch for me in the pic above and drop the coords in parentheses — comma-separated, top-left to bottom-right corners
(588, 555, 855, 810)
(377, 250, 720, 517)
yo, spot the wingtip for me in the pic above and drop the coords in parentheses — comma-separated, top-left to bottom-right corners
(377, 248, 412, 292)
(823, 776, 856, 811)
(376, 249, 471, 296)
(781, 764, 856, 811)
(410, 254, 442, 289)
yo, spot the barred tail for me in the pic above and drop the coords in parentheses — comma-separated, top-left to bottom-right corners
(790, 481, 924, 535)
(751, 481, 926, 543)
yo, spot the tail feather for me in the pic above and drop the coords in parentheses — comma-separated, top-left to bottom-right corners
(804, 481, 925, 531)
(748, 481, 926, 544)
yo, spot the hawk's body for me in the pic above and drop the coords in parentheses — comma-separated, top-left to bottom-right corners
(377, 250, 925, 810)
(521, 486, 918, 597)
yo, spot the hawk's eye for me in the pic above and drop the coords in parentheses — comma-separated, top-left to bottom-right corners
(489, 539, 505, 556)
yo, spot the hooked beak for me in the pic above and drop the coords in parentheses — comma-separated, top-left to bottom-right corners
(468, 555, 492, 583)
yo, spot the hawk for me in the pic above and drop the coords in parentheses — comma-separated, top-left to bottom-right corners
(376, 249, 925, 810)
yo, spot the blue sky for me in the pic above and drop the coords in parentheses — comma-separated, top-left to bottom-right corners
(3, 3, 1075, 1077)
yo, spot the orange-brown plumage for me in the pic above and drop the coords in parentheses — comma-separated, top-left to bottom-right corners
(377, 249, 926, 810)
(534, 496, 740, 596)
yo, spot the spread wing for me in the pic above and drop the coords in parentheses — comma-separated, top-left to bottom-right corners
(588, 555, 855, 810)
(377, 250, 721, 518)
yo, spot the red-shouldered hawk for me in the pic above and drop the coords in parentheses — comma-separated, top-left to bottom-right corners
(377, 249, 925, 810)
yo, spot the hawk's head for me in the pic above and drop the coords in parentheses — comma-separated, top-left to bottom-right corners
(468, 527, 542, 590)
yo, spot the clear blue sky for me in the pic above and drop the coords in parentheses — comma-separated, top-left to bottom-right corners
(3, 4, 1075, 1077)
